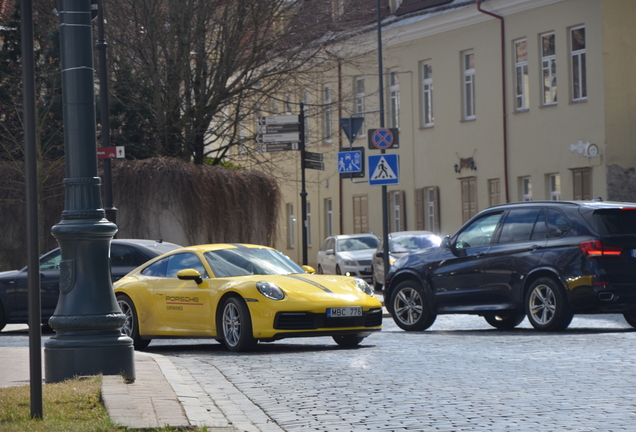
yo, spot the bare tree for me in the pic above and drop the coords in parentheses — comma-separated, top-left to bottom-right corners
(105, 0, 376, 165)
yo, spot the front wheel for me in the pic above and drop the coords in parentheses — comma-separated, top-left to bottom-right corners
(117, 295, 151, 350)
(390, 280, 436, 331)
(623, 312, 636, 328)
(525, 277, 573, 331)
(484, 312, 526, 330)
(220, 297, 258, 352)
(333, 334, 365, 347)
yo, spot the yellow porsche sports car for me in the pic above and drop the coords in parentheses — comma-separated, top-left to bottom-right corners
(114, 244, 383, 352)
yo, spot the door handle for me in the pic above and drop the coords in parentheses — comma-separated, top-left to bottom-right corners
(528, 245, 541, 251)
(473, 252, 484, 258)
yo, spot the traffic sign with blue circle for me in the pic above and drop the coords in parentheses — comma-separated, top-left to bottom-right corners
(371, 128, 394, 149)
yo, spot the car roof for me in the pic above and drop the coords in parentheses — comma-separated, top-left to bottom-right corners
(484, 200, 636, 211)
(389, 230, 435, 237)
(161, 243, 275, 254)
(112, 239, 182, 255)
(331, 233, 379, 239)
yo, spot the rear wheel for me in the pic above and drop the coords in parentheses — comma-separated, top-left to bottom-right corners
(333, 334, 365, 347)
(525, 277, 573, 331)
(117, 295, 151, 350)
(484, 312, 526, 330)
(623, 312, 636, 328)
(220, 297, 258, 352)
(390, 280, 436, 331)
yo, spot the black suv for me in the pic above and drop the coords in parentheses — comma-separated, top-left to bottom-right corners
(385, 200, 636, 331)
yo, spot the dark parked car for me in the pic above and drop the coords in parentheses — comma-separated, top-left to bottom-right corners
(371, 231, 441, 290)
(385, 200, 636, 332)
(0, 239, 181, 330)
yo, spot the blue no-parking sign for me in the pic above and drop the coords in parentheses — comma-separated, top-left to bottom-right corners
(368, 154, 399, 186)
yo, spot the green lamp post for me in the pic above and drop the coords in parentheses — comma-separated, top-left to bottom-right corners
(44, 0, 134, 383)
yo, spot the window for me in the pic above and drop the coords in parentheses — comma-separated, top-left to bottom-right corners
(461, 177, 477, 223)
(455, 212, 503, 249)
(548, 174, 561, 200)
(322, 85, 332, 141)
(415, 187, 439, 233)
(388, 70, 400, 128)
(541, 33, 557, 104)
(421, 62, 434, 126)
(325, 198, 333, 237)
(514, 39, 529, 110)
(271, 98, 279, 114)
(498, 208, 542, 244)
(520, 177, 532, 201)
(355, 78, 366, 137)
(302, 90, 311, 145)
(353, 195, 368, 233)
(389, 191, 406, 232)
(306, 202, 312, 247)
(463, 51, 475, 120)
(488, 179, 501, 207)
(111, 245, 145, 267)
(547, 209, 571, 238)
(572, 168, 592, 200)
(166, 253, 208, 278)
(287, 204, 295, 249)
(570, 26, 587, 102)
(332, 0, 345, 18)
(285, 94, 293, 114)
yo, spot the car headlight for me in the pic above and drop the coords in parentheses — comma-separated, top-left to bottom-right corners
(256, 281, 285, 300)
(343, 260, 358, 266)
(354, 278, 374, 296)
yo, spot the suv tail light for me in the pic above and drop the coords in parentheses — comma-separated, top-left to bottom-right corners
(579, 240, 623, 257)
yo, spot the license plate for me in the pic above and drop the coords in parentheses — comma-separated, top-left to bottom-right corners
(327, 307, 362, 317)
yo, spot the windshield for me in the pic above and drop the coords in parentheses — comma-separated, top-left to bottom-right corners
(204, 248, 305, 277)
(337, 236, 380, 252)
(390, 235, 440, 253)
(593, 209, 636, 235)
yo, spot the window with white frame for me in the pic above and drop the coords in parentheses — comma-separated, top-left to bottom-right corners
(271, 98, 279, 114)
(514, 39, 529, 110)
(570, 26, 586, 102)
(388, 70, 400, 128)
(305, 202, 312, 247)
(520, 177, 532, 201)
(323, 85, 332, 141)
(302, 90, 311, 145)
(541, 33, 557, 104)
(355, 78, 366, 137)
(421, 62, 433, 126)
(463, 51, 476, 120)
(287, 204, 295, 249)
(426, 188, 435, 231)
(393, 192, 401, 232)
(325, 198, 333, 237)
(548, 174, 561, 200)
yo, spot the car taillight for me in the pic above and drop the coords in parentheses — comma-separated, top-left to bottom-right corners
(579, 240, 623, 257)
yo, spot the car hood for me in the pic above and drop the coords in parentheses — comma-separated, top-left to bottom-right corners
(0, 269, 20, 281)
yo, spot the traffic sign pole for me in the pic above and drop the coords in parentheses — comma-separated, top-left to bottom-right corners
(299, 103, 308, 266)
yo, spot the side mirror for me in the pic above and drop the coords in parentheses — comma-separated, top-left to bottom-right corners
(302, 265, 315, 274)
(441, 236, 453, 249)
(326, 249, 335, 256)
(177, 268, 203, 285)
(375, 251, 384, 258)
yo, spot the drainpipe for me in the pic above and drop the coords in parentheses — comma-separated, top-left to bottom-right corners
(477, 1, 509, 203)
(336, 59, 343, 234)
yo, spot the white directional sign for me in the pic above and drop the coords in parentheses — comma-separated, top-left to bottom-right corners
(258, 115, 299, 125)
(368, 154, 399, 186)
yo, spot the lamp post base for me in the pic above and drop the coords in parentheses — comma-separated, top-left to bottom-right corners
(44, 328, 135, 383)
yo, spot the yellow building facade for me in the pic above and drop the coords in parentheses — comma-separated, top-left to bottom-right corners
(266, 0, 636, 268)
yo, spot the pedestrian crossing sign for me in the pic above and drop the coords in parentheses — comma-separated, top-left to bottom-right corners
(368, 154, 399, 186)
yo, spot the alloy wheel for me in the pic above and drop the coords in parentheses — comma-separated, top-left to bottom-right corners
(222, 302, 241, 347)
(528, 284, 556, 325)
(393, 287, 424, 326)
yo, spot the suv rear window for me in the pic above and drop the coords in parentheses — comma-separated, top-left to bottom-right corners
(593, 209, 636, 235)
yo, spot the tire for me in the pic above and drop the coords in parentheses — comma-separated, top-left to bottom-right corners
(333, 334, 365, 347)
(117, 295, 151, 350)
(484, 312, 526, 330)
(390, 280, 436, 331)
(372, 272, 383, 291)
(525, 277, 573, 331)
(623, 312, 636, 328)
(220, 296, 258, 352)
(335, 265, 342, 275)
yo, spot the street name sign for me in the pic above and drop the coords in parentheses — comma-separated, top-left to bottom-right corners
(304, 159, 325, 171)
(258, 114, 299, 125)
(259, 123, 299, 134)
(265, 142, 299, 152)
(368, 154, 399, 185)
(97, 146, 125, 159)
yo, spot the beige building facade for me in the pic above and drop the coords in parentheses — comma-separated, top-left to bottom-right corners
(260, 0, 636, 268)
